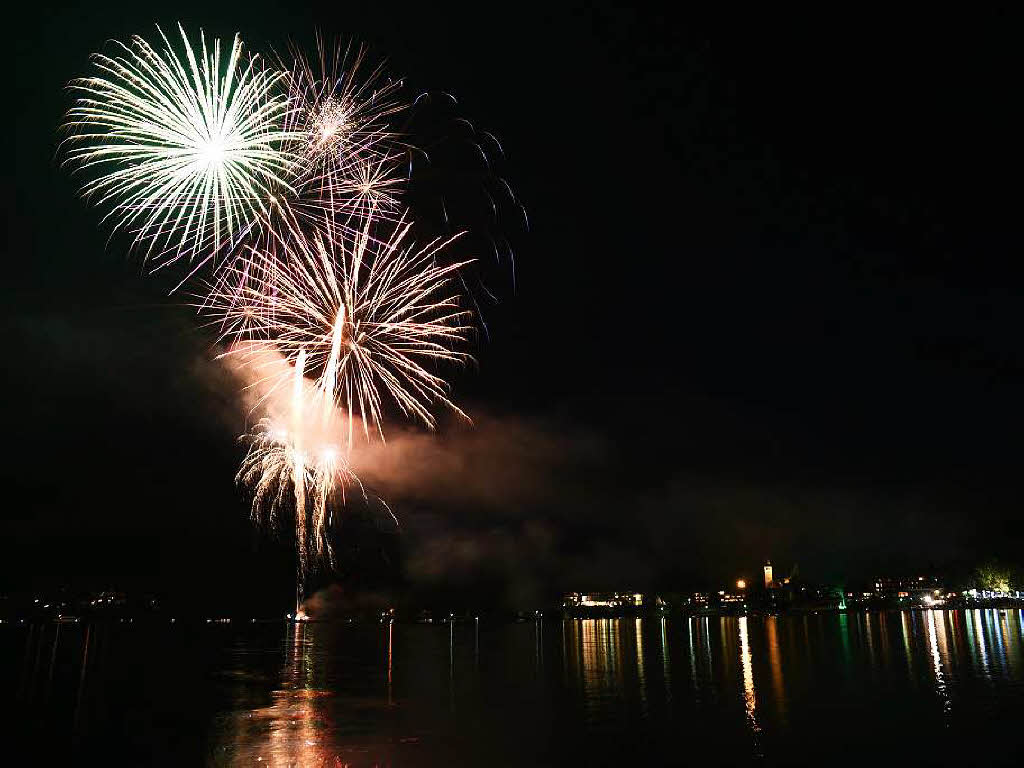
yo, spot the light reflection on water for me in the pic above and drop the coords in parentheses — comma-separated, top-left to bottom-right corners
(8, 609, 1024, 765)
(765, 616, 785, 721)
(738, 616, 760, 745)
(223, 623, 330, 766)
(925, 609, 950, 719)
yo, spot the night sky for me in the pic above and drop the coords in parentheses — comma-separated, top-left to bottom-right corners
(5, 4, 1022, 611)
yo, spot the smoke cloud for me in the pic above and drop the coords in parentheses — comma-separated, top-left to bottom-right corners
(211, 341, 988, 609)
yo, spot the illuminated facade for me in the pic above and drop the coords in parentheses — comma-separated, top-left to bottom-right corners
(563, 592, 643, 609)
(716, 590, 747, 613)
(764, 561, 774, 589)
(965, 589, 1024, 601)
(562, 592, 648, 617)
(874, 575, 943, 599)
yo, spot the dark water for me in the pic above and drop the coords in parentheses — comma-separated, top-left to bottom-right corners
(6, 609, 1024, 766)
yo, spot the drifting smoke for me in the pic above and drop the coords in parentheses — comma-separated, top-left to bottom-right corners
(220, 336, 611, 491)
(221, 341, 357, 451)
(219, 339, 603, 512)
(215, 340, 644, 607)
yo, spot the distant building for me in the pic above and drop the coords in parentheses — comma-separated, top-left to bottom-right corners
(764, 561, 774, 589)
(716, 590, 747, 613)
(684, 592, 712, 612)
(563, 592, 644, 612)
(874, 575, 944, 601)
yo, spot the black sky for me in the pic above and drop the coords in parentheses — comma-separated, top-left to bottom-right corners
(4, 4, 1023, 610)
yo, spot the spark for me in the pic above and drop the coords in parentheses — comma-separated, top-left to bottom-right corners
(210, 39, 409, 306)
(254, 38, 408, 252)
(237, 407, 360, 611)
(208, 210, 474, 447)
(61, 24, 300, 267)
(282, 38, 406, 204)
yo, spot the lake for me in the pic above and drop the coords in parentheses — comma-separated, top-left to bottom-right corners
(7, 609, 1024, 765)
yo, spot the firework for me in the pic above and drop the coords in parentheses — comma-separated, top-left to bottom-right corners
(61, 24, 300, 267)
(280, 38, 407, 227)
(208, 39, 410, 308)
(61, 27, 508, 617)
(236, 349, 360, 611)
(208, 211, 474, 449)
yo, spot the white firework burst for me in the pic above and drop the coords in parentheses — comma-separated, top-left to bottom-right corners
(62, 24, 301, 268)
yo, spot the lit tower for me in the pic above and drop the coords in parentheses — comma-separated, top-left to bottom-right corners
(764, 561, 774, 589)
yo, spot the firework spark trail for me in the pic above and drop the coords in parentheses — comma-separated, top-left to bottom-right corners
(234, 345, 364, 612)
(61, 24, 303, 268)
(207, 210, 475, 450)
(291, 348, 308, 612)
(235, 418, 352, 615)
(215, 205, 474, 612)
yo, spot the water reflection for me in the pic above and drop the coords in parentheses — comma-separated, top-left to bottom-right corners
(387, 620, 393, 706)
(660, 617, 672, 705)
(877, 612, 891, 670)
(925, 610, 950, 719)
(1006, 612, 1021, 678)
(72, 624, 91, 733)
(971, 609, 991, 679)
(719, 618, 733, 679)
(766, 616, 786, 721)
(209, 621, 405, 766)
(581, 619, 614, 699)
(564, 618, 659, 723)
(570, 619, 625, 708)
(449, 619, 455, 712)
(7, 610, 1024, 766)
(901, 611, 914, 678)
(687, 618, 698, 697)
(635, 618, 647, 711)
(224, 622, 332, 766)
(737, 616, 761, 742)
(535, 615, 544, 671)
(702, 616, 713, 686)
(838, 612, 851, 666)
